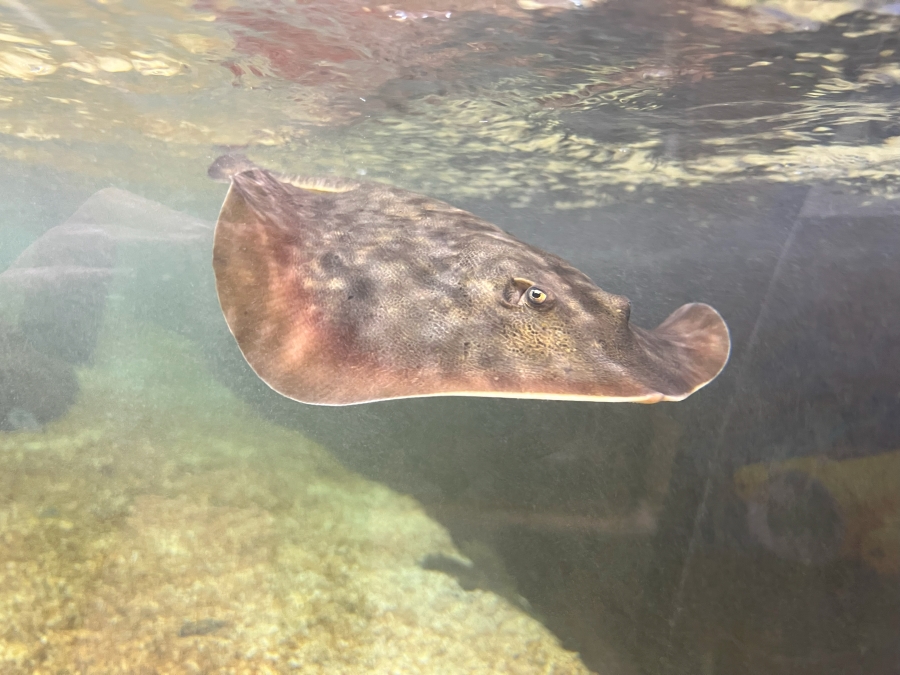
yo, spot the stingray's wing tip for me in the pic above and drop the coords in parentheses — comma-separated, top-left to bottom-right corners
(648, 302, 731, 401)
(208, 153, 257, 182)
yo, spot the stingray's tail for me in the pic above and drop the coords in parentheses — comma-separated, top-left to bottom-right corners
(208, 154, 258, 182)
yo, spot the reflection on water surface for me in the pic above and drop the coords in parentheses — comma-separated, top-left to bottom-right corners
(2, 0, 900, 198)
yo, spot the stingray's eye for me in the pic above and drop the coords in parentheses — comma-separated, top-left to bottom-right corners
(526, 287, 548, 305)
(502, 277, 554, 309)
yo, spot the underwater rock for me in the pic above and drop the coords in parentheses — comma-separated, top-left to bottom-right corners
(0, 321, 79, 432)
(0, 186, 217, 433)
(0, 320, 592, 674)
(0, 187, 214, 366)
(1, 209, 115, 365)
(178, 618, 229, 637)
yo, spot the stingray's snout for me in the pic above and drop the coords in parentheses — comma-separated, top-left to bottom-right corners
(208, 154, 257, 182)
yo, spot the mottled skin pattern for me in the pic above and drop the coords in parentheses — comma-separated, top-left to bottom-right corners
(210, 156, 730, 405)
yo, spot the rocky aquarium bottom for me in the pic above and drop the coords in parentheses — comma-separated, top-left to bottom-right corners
(0, 316, 589, 674)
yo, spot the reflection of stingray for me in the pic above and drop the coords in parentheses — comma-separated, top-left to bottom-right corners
(210, 155, 731, 405)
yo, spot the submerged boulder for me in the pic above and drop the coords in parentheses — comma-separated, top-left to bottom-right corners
(0, 320, 592, 674)
(0, 322, 79, 432)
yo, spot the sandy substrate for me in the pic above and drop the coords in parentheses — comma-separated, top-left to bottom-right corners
(0, 318, 591, 674)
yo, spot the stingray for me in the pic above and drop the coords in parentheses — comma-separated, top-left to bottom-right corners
(209, 154, 731, 406)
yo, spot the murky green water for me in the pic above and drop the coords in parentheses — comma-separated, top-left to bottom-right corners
(1, 0, 899, 673)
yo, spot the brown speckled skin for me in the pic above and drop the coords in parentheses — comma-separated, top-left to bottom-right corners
(211, 158, 730, 405)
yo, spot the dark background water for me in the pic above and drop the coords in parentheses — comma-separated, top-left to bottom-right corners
(2, 0, 900, 672)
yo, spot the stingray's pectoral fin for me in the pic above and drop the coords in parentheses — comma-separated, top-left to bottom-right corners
(630, 302, 731, 402)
